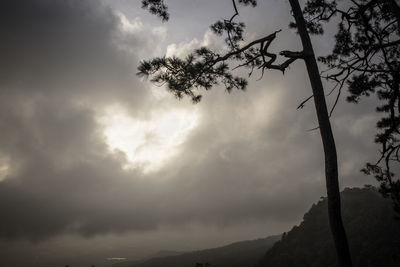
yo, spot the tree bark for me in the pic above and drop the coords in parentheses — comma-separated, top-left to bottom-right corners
(288, 0, 353, 266)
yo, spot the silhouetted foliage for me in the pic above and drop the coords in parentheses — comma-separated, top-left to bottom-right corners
(260, 187, 400, 267)
(301, 0, 400, 217)
(141, 0, 169, 21)
(137, 1, 304, 103)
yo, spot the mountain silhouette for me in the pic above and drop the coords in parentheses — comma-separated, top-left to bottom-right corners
(113, 235, 280, 267)
(260, 187, 400, 267)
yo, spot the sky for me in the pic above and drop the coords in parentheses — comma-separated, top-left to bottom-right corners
(0, 0, 380, 266)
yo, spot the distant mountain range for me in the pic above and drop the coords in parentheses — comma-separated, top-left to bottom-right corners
(113, 235, 280, 267)
(115, 187, 400, 267)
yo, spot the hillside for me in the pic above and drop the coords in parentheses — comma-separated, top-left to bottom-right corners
(260, 187, 400, 267)
(114, 235, 280, 267)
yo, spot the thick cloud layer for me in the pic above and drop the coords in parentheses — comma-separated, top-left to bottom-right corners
(0, 0, 378, 249)
(0, 0, 157, 240)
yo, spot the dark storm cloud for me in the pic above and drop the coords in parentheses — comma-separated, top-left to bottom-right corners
(0, 0, 378, 244)
(0, 0, 158, 108)
(0, 0, 161, 240)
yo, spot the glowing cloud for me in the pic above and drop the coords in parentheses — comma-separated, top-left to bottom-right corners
(0, 156, 10, 182)
(99, 105, 199, 173)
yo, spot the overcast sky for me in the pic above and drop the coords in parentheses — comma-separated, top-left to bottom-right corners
(0, 0, 380, 266)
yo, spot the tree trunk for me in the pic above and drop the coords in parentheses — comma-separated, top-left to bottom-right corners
(288, 0, 353, 267)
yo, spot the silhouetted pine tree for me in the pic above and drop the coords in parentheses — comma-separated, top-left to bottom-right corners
(139, 1, 352, 266)
(301, 0, 400, 218)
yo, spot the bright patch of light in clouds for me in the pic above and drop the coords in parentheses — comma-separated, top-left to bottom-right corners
(99, 105, 199, 173)
(116, 11, 143, 32)
(0, 156, 9, 181)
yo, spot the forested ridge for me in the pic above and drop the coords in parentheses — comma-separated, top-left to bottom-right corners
(260, 187, 400, 267)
